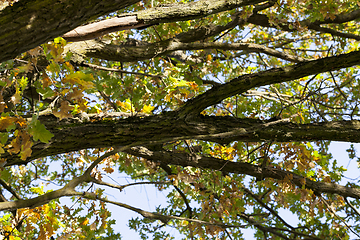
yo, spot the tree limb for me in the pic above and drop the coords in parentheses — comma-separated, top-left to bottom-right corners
(0, 150, 119, 211)
(247, 11, 360, 40)
(0, 0, 140, 62)
(178, 50, 360, 116)
(62, 0, 267, 42)
(82, 193, 254, 228)
(66, 33, 306, 63)
(124, 146, 360, 199)
(5, 114, 360, 166)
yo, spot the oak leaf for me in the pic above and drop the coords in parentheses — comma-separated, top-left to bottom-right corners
(53, 101, 74, 120)
(28, 117, 54, 143)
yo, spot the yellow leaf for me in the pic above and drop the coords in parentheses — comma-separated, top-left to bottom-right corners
(77, 98, 88, 111)
(62, 71, 94, 90)
(0, 116, 16, 130)
(64, 61, 74, 72)
(118, 99, 134, 112)
(81, 218, 89, 226)
(188, 81, 198, 91)
(16, 62, 33, 73)
(7, 130, 22, 154)
(20, 140, 33, 160)
(16, 117, 27, 128)
(142, 104, 154, 114)
(3, 225, 12, 231)
(181, 220, 189, 226)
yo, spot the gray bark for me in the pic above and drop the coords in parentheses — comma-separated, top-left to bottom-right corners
(62, 0, 267, 42)
(126, 146, 360, 199)
(0, 0, 139, 62)
(4, 113, 360, 166)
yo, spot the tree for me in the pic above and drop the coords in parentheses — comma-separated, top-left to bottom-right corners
(0, 0, 359, 238)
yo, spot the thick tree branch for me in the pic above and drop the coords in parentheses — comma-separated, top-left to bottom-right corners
(62, 0, 267, 42)
(0, 180, 79, 212)
(65, 2, 280, 63)
(125, 146, 360, 199)
(0, 0, 140, 62)
(134, 0, 266, 24)
(62, 16, 150, 42)
(66, 33, 305, 63)
(248, 11, 360, 40)
(4, 114, 360, 166)
(177, 50, 360, 116)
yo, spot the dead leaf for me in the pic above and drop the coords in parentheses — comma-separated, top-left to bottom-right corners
(53, 101, 74, 120)
(66, 88, 83, 100)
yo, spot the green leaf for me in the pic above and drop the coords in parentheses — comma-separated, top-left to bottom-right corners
(28, 117, 54, 143)
(0, 168, 11, 182)
(37, 87, 55, 99)
(306, 170, 315, 177)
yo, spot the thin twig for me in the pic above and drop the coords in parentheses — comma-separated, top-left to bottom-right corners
(345, 197, 360, 218)
(319, 195, 360, 238)
(0, 179, 22, 200)
(81, 192, 257, 228)
(80, 62, 163, 78)
(91, 179, 171, 192)
(242, 186, 294, 230)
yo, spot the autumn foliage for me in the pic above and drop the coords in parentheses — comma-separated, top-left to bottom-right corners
(0, 0, 360, 239)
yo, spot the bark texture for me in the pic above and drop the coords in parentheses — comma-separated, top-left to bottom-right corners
(0, 0, 139, 62)
(126, 146, 360, 199)
(62, 0, 266, 42)
(4, 114, 360, 166)
(178, 50, 360, 116)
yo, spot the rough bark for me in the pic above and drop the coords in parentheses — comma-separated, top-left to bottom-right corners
(178, 50, 360, 116)
(247, 10, 360, 40)
(126, 146, 360, 199)
(0, 0, 140, 62)
(62, 16, 149, 42)
(62, 0, 267, 42)
(66, 38, 306, 63)
(4, 113, 360, 166)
